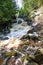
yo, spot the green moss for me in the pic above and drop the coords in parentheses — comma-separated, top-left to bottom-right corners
(24, 40, 30, 45)
(26, 54, 30, 60)
(21, 56, 25, 62)
(5, 51, 17, 57)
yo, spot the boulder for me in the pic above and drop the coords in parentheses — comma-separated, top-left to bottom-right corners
(17, 20, 22, 24)
(17, 18, 24, 24)
(21, 22, 27, 26)
(34, 6, 43, 25)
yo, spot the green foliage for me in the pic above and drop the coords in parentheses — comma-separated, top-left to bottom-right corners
(0, 0, 17, 22)
(19, 0, 43, 20)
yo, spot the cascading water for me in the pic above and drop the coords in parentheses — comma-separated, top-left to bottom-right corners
(13, 0, 24, 9)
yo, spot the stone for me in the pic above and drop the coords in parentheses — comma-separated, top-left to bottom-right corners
(34, 6, 43, 25)
(17, 18, 24, 24)
(6, 56, 16, 65)
(39, 48, 43, 54)
(31, 50, 43, 65)
(21, 22, 27, 26)
(21, 34, 30, 40)
(17, 20, 22, 24)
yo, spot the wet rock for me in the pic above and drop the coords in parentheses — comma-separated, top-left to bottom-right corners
(17, 20, 22, 24)
(27, 27, 37, 34)
(17, 18, 24, 24)
(21, 34, 39, 42)
(27, 29, 34, 34)
(2, 29, 10, 35)
(21, 34, 30, 40)
(18, 14, 24, 18)
(27, 21, 33, 26)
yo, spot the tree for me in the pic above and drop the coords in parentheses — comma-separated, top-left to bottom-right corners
(0, 0, 17, 22)
(19, 0, 43, 20)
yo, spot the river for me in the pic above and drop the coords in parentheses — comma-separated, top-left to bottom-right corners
(6, 23, 32, 39)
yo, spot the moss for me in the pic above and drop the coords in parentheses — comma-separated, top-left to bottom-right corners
(24, 40, 30, 45)
(26, 54, 30, 60)
(5, 51, 17, 57)
(21, 56, 25, 62)
(21, 34, 30, 40)
(31, 62, 38, 65)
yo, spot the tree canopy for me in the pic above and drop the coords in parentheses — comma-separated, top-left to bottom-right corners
(0, 0, 17, 22)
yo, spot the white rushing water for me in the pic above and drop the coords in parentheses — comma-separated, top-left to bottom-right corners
(13, 0, 23, 9)
(7, 23, 32, 39)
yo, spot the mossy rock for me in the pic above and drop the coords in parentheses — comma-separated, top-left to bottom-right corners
(21, 56, 25, 62)
(5, 51, 17, 57)
(30, 50, 43, 64)
(21, 35, 29, 39)
(21, 54, 30, 63)
(26, 54, 31, 60)
(24, 40, 30, 45)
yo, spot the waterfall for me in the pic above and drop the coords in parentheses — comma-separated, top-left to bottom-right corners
(13, 0, 23, 9)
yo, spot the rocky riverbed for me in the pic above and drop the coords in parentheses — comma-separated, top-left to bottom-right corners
(0, 21, 43, 65)
(0, 6, 43, 65)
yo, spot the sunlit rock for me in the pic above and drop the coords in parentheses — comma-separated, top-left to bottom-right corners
(5, 38, 23, 49)
(0, 38, 24, 50)
(0, 40, 9, 47)
(39, 48, 43, 54)
(34, 6, 43, 24)
(21, 22, 27, 26)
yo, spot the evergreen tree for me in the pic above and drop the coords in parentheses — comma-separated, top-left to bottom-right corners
(0, 0, 17, 22)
